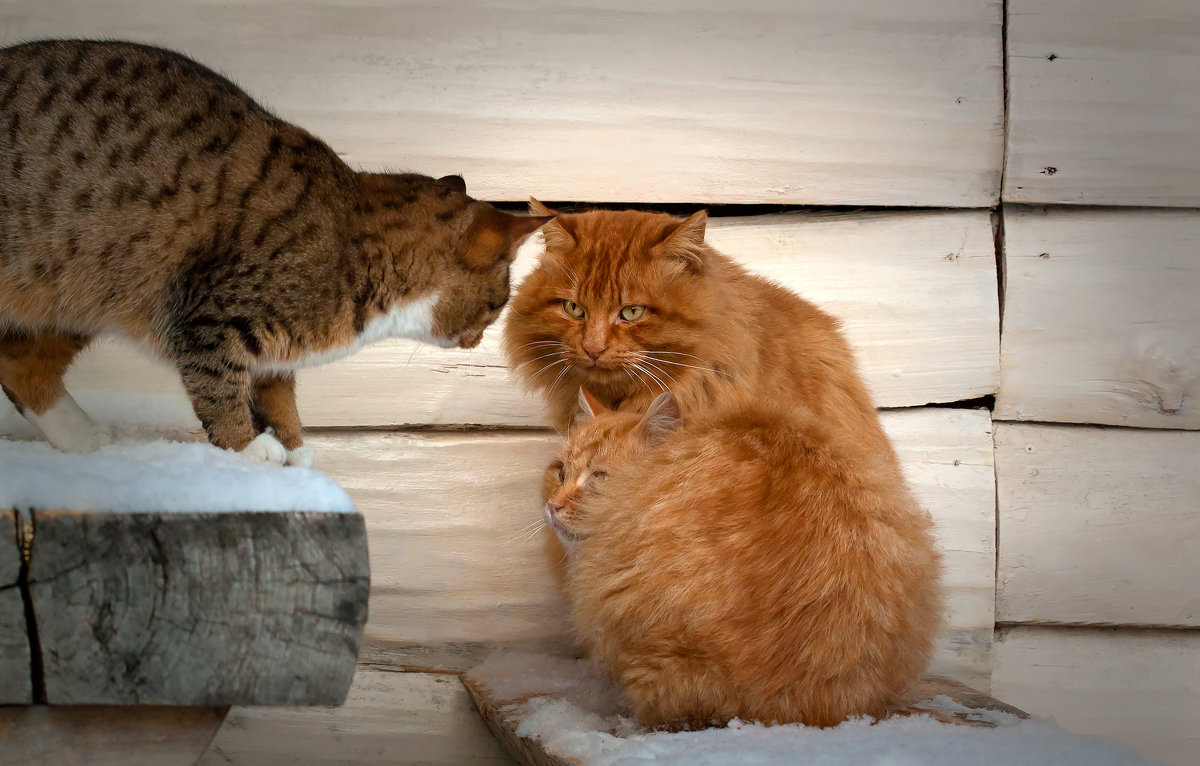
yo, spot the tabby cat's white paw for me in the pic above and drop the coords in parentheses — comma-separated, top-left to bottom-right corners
(285, 444, 315, 468)
(241, 432, 288, 465)
(28, 396, 115, 453)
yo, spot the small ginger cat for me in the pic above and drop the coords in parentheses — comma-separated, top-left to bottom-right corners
(543, 389, 943, 730)
(503, 203, 889, 458)
(0, 40, 550, 465)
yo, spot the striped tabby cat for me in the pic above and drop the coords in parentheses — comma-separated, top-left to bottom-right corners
(0, 39, 550, 465)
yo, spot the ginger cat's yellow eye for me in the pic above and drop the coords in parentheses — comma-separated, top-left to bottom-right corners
(556, 463, 566, 483)
(619, 305, 646, 322)
(563, 300, 585, 319)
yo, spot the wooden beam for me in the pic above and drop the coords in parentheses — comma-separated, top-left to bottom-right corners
(312, 408, 997, 690)
(56, 211, 999, 429)
(0, 510, 31, 704)
(1005, 0, 1200, 206)
(198, 670, 514, 766)
(0, 706, 228, 766)
(1, 1, 1003, 205)
(28, 510, 369, 706)
(997, 208, 1200, 429)
(993, 626, 1200, 766)
(995, 423, 1200, 627)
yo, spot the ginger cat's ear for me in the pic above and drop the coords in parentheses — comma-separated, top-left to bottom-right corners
(577, 388, 610, 421)
(656, 210, 708, 273)
(531, 197, 576, 252)
(639, 392, 682, 445)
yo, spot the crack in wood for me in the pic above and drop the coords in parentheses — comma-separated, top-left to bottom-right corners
(15, 509, 45, 704)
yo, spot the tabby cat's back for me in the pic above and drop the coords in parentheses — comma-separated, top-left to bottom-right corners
(0, 40, 550, 462)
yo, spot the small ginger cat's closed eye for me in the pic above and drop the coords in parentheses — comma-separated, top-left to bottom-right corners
(0, 39, 551, 464)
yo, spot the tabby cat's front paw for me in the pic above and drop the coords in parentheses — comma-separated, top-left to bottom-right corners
(285, 444, 315, 468)
(240, 432, 288, 465)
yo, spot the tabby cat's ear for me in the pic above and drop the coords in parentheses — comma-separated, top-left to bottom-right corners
(437, 175, 467, 195)
(657, 210, 708, 274)
(464, 209, 554, 268)
(531, 197, 576, 251)
(639, 392, 682, 445)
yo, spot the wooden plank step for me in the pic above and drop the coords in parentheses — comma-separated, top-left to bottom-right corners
(1, 0, 1003, 205)
(461, 653, 1028, 766)
(0, 510, 30, 704)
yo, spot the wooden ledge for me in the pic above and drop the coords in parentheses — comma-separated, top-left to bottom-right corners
(3, 508, 368, 707)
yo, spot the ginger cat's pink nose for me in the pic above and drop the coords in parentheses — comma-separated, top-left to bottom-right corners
(547, 502, 563, 516)
(583, 345, 605, 361)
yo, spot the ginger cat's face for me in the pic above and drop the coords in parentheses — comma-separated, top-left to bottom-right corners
(505, 205, 715, 407)
(543, 390, 681, 549)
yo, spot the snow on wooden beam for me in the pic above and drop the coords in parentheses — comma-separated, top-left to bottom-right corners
(198, 671, 513, 766)
(995, 423, 1200, 628)
(1005, 0, 1200, 206)
(997, 208, 1200, 429)
(0, 511, 30, 705)
(312, 407, 997, 690)
(60, 210, 999, 429)
(2, 0, 1003, 206)
(992, 626, 1200, 766)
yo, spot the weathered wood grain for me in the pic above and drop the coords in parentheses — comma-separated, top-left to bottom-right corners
(29, 510, 369, 706)
(58, 211, 999, 429)
(198, 670, 515, 766)
(462, 654, 1027, 766)
(0, 705, 228, 766)
(996, 208, 1200, 429)
(995, 423, 1200, 627)
(1005, 0, 1200, 206)
(0, 0, 1003, 206)
(1, 509, 31, 704)
(992, 626, 1200, 766)
(312, 408, 997, 689)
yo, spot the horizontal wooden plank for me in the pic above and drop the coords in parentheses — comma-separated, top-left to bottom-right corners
(1, 706, 228, 766)
(57, 211, 999, 429)
(996, 208, 1200, 429)
(199, 670, 514, 766)
(0, 0, 1003, 206)
(314, 407, 997, 690)
(29, 510, 368, 706)
(1005, 0, 1200, 206)
(995, 423, 1200, 628)
(992, 626, 1200, 766)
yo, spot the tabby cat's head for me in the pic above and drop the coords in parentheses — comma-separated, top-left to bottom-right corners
(357, 174, 552, 348)
(543, 390, 682, 550)
(504, 203, 714, 394)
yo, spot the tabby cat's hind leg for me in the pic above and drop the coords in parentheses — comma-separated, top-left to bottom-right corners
(0, 328, 112, 452)
(252, 372, 313, 467)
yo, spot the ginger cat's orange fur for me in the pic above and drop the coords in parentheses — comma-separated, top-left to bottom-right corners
(543, 390, 943, 730)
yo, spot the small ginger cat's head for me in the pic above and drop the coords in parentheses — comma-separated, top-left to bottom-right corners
(357, 174, 553, 349)
(543, 389, 682, 550)
(504, 202, 718, 400)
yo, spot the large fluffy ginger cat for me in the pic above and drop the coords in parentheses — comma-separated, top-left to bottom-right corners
(543, 389, 943, 730)
(503, 203, 889, 458)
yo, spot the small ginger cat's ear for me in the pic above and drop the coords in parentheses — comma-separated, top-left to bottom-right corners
(639, 392, 682, 445)
(531, 197, 576, 251)
(657, 210, 708, 273)
(577, 387, 610, 420)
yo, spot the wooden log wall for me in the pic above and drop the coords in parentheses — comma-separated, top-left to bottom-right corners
(2, 1, 1197, 764)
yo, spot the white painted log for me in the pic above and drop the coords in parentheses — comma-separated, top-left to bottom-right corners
(58, 211, 999, 428)
(198, 670, 513, 766)
(1005, 0, 1200, 206)
(311, 407, 997, 690)
(1, 510, 30, 705)
(996, 208, 1200, 429)
(995, 423, 1200, 628)
(0, 0, 1003, 206)
(992, 626, 1200, 766)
